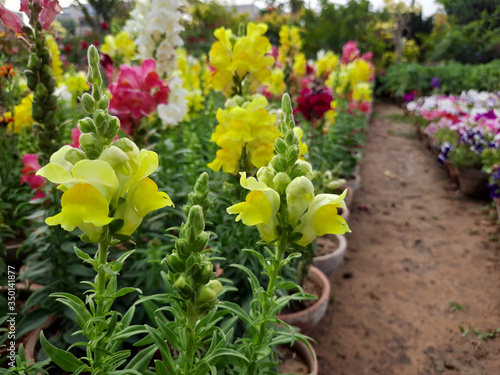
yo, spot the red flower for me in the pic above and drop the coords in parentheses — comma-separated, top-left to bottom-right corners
(20, 154, 46, 200)
(93, 40, 100, 47)
(70, 127, 81, 148)
(341, 41, 360, 64)
(100, 21, 109, 30)
(64, 44, 73, 53)
(109, 59, 170, 135)
(295, 87, 333, 121)
(80, 41, 89, 49)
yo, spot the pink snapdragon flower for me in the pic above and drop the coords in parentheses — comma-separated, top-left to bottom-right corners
(341, 41, 360, 64)
(20, 154, 46, 200)
(0, 5, 23, 33)
(70, 127, 81, 148)
(20, 0, 62, 30)
(109, 59, 169, 135)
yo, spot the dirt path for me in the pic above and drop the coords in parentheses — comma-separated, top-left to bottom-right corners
(309, 102, 500, 375)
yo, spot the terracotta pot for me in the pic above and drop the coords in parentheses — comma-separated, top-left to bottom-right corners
(277, 266, 331, 332)
(443, 160, 458, 184)
(24, 315, 59, 363)
(457, 168, 489, 199)
(313, 234, 347, 277)
(279, 339, 318, 375)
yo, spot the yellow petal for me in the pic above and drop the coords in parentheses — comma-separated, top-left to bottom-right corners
(227, 190, 272, 226)
(46, 183, 112, 232)
(37, 163, 74, 184)
(132, 177, 173, 217)
(72, 160, 119, 202)
(312, 205, 351, 236)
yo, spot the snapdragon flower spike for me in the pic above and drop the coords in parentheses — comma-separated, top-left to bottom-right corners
(164, 173, 222, 317)
(37, 45, 173, 242)
(227, 93, 351, 247)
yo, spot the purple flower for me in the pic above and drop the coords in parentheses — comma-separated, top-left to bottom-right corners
(403, 93, 414, 102)
(438, 141, 452, 165)
(431, 76, 441, 90)
(474, 110, 497, 122)
(488, 169, 500, 198)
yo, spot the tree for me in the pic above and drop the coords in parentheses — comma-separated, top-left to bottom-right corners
(437, 0, 500, 25)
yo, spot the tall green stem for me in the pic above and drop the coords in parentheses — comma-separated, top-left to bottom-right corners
(94, 239, 109, 367)
(248, 234, 286, 375)
(183, 304, 197, 374)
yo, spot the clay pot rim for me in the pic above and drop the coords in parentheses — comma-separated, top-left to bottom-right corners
(313, 234, 347, 262)
(280, 339, 318, 375)
(277, 266, 330, 321)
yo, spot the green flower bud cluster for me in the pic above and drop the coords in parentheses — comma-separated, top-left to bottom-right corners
(24, 4, 60, 163)
(77, 45, 120, 160)
(270, 94, 304, 178)
(164, 174, 222, 318)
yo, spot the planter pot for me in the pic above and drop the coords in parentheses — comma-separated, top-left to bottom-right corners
(340, 187, 354, 210)
(415, 126, 424, 141)
(344, 167, 361, 192)
(457, 168, 489, 199)
(443, 160, 459, 184)
(279, 339, 318, 375)
(340, 206, 350, 222)
(277, 266, 330, 332)
(24, 315, 59, 363)
(313, 234, 347, 277)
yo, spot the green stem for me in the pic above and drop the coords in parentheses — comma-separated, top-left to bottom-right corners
(94, 239, 109, 367)
(248, 235, 286, 374)
(183, 304, 197, 374)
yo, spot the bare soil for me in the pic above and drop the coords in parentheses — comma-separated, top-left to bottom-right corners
(308, 102, 500, 375)
(279, 345, 310, 374)
(316, 235, 341, 257)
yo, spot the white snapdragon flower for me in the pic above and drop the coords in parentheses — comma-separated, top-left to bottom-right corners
(157, 76, 188, 127)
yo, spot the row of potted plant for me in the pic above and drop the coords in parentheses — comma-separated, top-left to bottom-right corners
(406, 91, 500, 204)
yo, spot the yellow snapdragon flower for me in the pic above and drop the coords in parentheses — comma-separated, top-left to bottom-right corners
(209, 23, 274, 97)
(208, 95, 280, 174)
(176, 48, 204, 118)
(292, 53, 306, 78)
(47, 35, 63, 83)
(227, 172, 281, 243)
(64, 72, 90, 97)
(347, 59, 371, 86)
(316, 51, 339, 79)
(269, 68, 285, 97)
(293, 191, 351, 247)
(278, 25, 302, 64)
(37, 142, 173, 241)
(100, 31, 136, 63)
(6, 94, 35, 134)
(352, 82, 372, 102)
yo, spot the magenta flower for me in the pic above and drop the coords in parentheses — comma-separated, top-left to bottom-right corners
(70, 128, 81, 148)
(109, 59, 169, 135)
(21, 154, 46, 200)
(20, 0, 62, 30)
(0, 4, 23, 33)
(341, 41, 360, 64)
(295, 87, 333, 121)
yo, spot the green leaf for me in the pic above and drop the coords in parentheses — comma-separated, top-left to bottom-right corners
(229, 264, 260, 291)
(125, 345, 156, 371)
(203, 348, 249, 364)
(114, 287, 142, 298)
(154, 360, 169, 375)
(144, 325, 178, 375)
(50, 293, 92, 329)
(217, 301, 251, 325)
(40, 331, 86, 372)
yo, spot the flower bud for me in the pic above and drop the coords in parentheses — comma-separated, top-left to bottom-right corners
(97, 95, 110, 110)
(256, 167, 275, 188)
(195, 285, 217, 305)
(65, 148, 86, 164)
(78, 118, 96, 133)
(187, 205, 205, 235)
(174, 273, 194, 299)
(79, 132, 97, 147)
(195, 262, 214, 285)
(274, 138, 287, 155)
(271, 155, 288, 173)
(165, 253, 185, 273)
(286, 176, 314, 225)
(81, 93, 95, 114)
(273, 172, 291, 195)
(290, 159, 314, 180)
